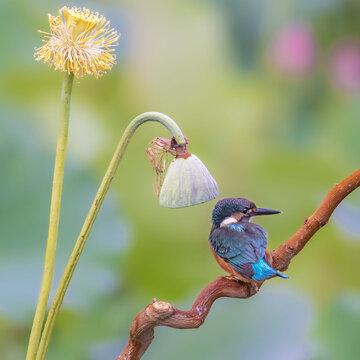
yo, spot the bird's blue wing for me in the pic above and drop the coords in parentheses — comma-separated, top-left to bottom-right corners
(243, 223, 268, 258)
(209, 223, 269, 278)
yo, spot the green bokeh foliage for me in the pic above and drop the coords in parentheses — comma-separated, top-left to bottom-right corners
(0, 0, 359, 359)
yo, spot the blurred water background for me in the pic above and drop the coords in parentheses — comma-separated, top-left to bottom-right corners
(0, 0, 359, 359)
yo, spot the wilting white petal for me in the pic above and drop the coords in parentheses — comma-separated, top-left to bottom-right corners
(159, 154, 219, 208)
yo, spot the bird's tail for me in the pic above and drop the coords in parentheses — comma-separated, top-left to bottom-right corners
(275, 270, 289, 279)
(252, 257, 289, 281)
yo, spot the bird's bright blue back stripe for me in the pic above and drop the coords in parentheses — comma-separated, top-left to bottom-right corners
(251, 257, 289, 281)
(227, 223, 244, 232)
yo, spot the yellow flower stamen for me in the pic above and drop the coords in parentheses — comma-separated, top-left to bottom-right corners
(35, 7, 120, 78)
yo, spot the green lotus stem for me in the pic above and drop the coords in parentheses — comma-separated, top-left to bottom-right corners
(26, 73, 74, 360)
(35, 112, 186, 360)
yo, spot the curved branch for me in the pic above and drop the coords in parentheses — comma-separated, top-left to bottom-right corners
(117, 168, 360, 360)
(117, 278, 260, 360)
(271, 169, 360, 270)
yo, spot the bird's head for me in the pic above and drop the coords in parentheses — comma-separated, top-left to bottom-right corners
(211, 197, 281, 227)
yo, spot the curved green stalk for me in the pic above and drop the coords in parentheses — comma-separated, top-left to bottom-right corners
(35, 112, 186, 360)
(26, 73, 74, 360)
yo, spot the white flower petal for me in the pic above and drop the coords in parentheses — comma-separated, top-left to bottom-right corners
(159, 154, 219, 208)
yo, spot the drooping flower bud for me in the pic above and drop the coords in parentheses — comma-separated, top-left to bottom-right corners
(157, 138, 219, 208)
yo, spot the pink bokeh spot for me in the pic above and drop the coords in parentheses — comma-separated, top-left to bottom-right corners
(330, 39, 360, 93)
(270, 23, 316, 77)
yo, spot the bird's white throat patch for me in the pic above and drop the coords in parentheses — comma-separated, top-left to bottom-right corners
(220, 216, 238, 227)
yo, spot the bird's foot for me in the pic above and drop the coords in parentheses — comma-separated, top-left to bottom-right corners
(224, 275, 242, 283)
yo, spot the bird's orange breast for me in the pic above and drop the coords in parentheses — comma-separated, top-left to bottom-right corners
(210, 245, 252, 283)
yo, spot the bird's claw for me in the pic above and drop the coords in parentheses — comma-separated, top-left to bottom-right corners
(224, 275, 242, 283)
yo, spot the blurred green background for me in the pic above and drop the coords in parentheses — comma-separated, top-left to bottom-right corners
(1, 0, 360, 359)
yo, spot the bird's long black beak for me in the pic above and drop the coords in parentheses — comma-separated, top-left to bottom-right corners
(248, 208, 281, 216)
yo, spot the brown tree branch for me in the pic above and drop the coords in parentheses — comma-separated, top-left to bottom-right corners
(116, 169, 360, 360)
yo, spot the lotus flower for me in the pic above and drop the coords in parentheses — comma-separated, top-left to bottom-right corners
(35, 6, 120, 78)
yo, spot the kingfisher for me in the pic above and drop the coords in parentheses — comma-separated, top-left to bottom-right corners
(209, 198, 289, 282)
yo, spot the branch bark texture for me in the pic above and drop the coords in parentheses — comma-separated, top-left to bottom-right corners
(117, 169, 360, 360)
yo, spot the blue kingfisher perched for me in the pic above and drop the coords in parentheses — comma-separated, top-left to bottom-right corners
(209, 198, 289, 282)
